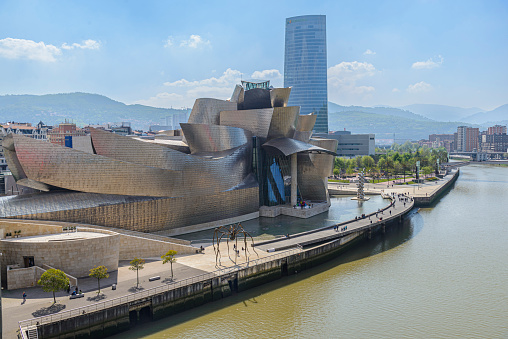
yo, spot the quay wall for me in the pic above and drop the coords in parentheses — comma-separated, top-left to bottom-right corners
(413, 169, 459, 207)
(33, 220, 390, 339)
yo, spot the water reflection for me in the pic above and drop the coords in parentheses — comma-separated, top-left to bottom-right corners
(176, 195, 390, 243)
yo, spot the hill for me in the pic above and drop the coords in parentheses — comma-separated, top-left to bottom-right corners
(329, 102, 430, 121)
(0, 93, 188, 130)
(462, 104, 508, 124)
(401, 104, 484, 122)
(328, 110, 481, 140)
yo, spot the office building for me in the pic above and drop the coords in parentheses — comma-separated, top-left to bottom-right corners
(315, 131, 375, 157)
(284, 15, 328, 133)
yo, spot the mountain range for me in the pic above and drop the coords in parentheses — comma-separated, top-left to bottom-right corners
(0, 93, 187, 130)
(0, 92, 506, 141)
(328, 102, 507, 140)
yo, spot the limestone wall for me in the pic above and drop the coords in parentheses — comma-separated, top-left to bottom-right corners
(6, 266, 43, 290)
(1, 233, 119, 286)
(0, 220, 62, 239)
(118, 234, 197, 259)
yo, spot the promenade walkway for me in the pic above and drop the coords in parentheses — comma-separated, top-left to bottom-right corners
(256, 193, 415, 252)
(328, 169, 459, 199)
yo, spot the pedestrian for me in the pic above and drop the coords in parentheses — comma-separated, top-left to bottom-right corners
(390, 210, 391, 215)
(75, 286, 78, 294)
(67, 284, 70, 294)
(22, 291, 27, 303)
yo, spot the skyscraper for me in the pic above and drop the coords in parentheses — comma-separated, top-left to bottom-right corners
(284, 15, 328, 133)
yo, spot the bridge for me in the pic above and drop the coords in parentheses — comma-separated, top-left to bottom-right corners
(449, 151, 506, 162)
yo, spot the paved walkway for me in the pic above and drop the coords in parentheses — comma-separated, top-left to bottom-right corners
(4, 240, 273, 338)
(328, 170, 458, 198)
(256, 194, 414, 251)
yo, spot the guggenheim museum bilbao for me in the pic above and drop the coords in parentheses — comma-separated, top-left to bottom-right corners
(1, 81, 337, 235)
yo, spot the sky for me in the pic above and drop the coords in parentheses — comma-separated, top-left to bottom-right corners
(0, 0, 506, 111)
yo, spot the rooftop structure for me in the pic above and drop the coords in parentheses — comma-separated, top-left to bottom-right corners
(1, 84, 337, 235)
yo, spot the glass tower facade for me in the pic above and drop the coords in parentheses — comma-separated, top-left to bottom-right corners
(284, 15, 328, 133)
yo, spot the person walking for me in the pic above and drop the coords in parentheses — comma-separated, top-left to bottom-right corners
(22, 291, 27, 303)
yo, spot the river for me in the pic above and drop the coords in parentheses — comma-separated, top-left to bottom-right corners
(111, 164, 508, 338)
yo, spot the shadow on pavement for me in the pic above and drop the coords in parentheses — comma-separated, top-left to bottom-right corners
(87, 293, 107, 302)
(32, 303, 66, 317)
(127, 286, 145, 293)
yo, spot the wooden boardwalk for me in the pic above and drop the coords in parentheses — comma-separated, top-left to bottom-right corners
(255, 194, 415, 252)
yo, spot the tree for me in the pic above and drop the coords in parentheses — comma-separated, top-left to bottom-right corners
(423, 166, 433, 178)
(333, 168, 340, 176)
(355, 156, 363, 168)
(377, 158, 387, 179)
(334, 157, 346, 172)
(362, 155, 375, 169)
(161, 250, 178, 279)
(38, 268, 69, 303)
(89, 265, 109, 294)
(394, 161, 403, 181)
(129, 258, 145, 288)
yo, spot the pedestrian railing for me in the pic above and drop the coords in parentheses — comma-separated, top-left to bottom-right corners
(18, 247, 301, 330)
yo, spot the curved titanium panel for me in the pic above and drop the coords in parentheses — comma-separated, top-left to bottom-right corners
(309, 138, 338, 179)
(16, 179, 51, 192)
(262, 137, 337, 157)
(270, 88, 291, 107)
(297, 153, 328, 202)
(188, 98, 237, 125)
(242, 88, 272, 110)
(293, 131, 313, 143)
(296, 113, 317, 132)
(181, 123, 251, 154)
(220, 108, 273, 139)
(12, 134, 188, 197)
(267, 106, 299, 140)
(230, 84, 244, 104)
(293, 114, 316, 142)
(0, 182, 259, 233)
(2, 134, 28, 181)
(90, 128, 252, 194)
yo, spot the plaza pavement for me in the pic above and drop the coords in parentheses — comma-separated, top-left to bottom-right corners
(328, 170, 457, 198)
(4, 241, 271, 338)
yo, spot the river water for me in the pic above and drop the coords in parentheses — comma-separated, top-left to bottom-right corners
(112, 164, 508, 338)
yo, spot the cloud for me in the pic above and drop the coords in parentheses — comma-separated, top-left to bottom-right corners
(328, 61, 376, 85)
(0, 38, 100, 62)
(180, 35, 210, 48)
(139, 67, 285, 108)
(138, 68, 243, 108)
(363, 49, 376, 55)
(164, 36, 174, 48)
(250, 69, 282, 80)
(392, 88, 400, 92)
(327, 61, 377, 104)
(164, 68, 242, 87)
(407, 81, 433, 93)
(0, 38, 62, 62)
(61, 39, 100, 50)
(412, 55, 443, 69)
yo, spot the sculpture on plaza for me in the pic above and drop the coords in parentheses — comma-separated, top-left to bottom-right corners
(352, 168, 370, 201)
(212, 223, 258, 267)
